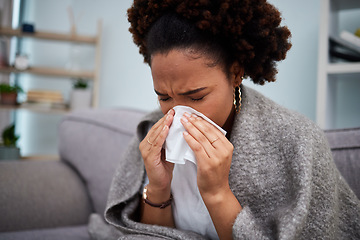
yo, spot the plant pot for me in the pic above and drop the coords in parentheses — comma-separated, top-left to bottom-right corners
(70, 89, 92, 110)
(0, 92, 18, 105)
(0, 146, 21, 160)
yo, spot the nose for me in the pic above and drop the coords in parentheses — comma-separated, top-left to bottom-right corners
(170, 100, 191, 109)
(161, 101, 192, 115)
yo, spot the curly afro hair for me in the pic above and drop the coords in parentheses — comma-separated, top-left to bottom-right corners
(127, 0, 292, 85)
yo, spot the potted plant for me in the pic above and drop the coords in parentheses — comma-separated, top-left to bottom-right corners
(0, 123, 21, 160)
(0, 83, 23, 105)
(70, 78, 92, 110)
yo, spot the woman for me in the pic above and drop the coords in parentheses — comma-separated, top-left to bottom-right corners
(92, 0, 360, 239)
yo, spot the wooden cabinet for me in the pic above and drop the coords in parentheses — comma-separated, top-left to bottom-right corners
(316, 0, 360, 129)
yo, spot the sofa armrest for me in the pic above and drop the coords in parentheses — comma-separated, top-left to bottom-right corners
(0, 160, 92, 232)
(325, 128, 360, 199)
(58, 108, 146, 215)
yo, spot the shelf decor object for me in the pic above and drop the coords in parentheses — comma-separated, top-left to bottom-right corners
(0, 123, 20, 160)
(70, 78, 92, 110)
(0, 83, 23, 105)
(14, 53, 29, 70)
(340, 30, 360, 49)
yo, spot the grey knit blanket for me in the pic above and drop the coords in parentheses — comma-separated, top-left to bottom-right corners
(89, 85, 360, 239)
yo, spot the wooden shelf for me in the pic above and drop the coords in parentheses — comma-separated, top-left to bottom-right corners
(0, 103, 70, 114)
(0, 66, 94, 79)
(0, 27, 97, 44)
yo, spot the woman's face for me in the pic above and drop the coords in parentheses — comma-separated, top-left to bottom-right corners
(151, 49, 240, 129)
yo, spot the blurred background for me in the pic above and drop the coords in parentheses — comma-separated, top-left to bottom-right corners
(0, 0, 359, 158)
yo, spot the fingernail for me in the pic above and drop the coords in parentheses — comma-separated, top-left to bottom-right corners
(167, 109, 172, 115)
(183, 131, 189, 136)
(183, 112, 190, 118)
(163, 125, 168, 131)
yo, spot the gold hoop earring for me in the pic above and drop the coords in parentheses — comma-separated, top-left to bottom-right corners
(233, 85, 242, 113)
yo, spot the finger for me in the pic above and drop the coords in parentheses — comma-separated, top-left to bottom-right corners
(181, 114, 222, 150)
(140, 117, 165, 152)
(152, 121, 171, 152)
(190, 114, 223, 145)
(151, 112, 173, 148)
(140, 113, 173, 165)
(145, 115, 166, 142)
(146, 125, 170, 170)
(193, 116, 224, 149)
(180, 116, 213, 157)
(146, 109, 174, 148)
(182, 131, 210, 159)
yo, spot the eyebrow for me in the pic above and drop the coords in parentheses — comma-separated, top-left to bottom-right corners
(154, 87, 207, 96)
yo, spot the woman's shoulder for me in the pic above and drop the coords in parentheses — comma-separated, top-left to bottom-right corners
(238, 85, 327, 146)
(233, 86, 333, 180)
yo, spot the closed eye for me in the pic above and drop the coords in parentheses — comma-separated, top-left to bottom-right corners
(191, 96, 204, 101)
(159, 97, 171, 102)
(190, 92, 209, 102)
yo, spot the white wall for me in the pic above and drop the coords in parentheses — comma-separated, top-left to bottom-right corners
(14, 0, 360, 155)
(245, 0, 321, 121)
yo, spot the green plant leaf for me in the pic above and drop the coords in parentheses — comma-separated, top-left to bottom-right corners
(1, 123, 20, 147)
(0, 83, 23, 93)
(73, 79, 88, 89)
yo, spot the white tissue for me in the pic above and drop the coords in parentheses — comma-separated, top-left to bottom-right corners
(165, 105, 227, 165)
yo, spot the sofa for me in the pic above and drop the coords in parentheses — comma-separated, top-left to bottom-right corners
(0, 108, 359, 240)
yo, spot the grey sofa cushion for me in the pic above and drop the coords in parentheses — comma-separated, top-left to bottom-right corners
(58, 108, 146, 215)
(0, 160, 92, 232)
(325, 128, 360, 199)
(0, 225, 89, 240)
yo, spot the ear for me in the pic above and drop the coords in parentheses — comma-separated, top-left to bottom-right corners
(230, 62, 244, 87)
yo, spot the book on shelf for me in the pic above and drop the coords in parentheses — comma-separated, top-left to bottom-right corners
(329, 35, 360, 62)
(23, 90, 68, 110)
(26, 89, 63, 103)
(340, 31, 360, 48)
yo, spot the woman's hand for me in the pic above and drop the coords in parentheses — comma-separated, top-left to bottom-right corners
(180, 113, 234, 198)
(139, 109, 175, 227)
(139, 109, 175, 198)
